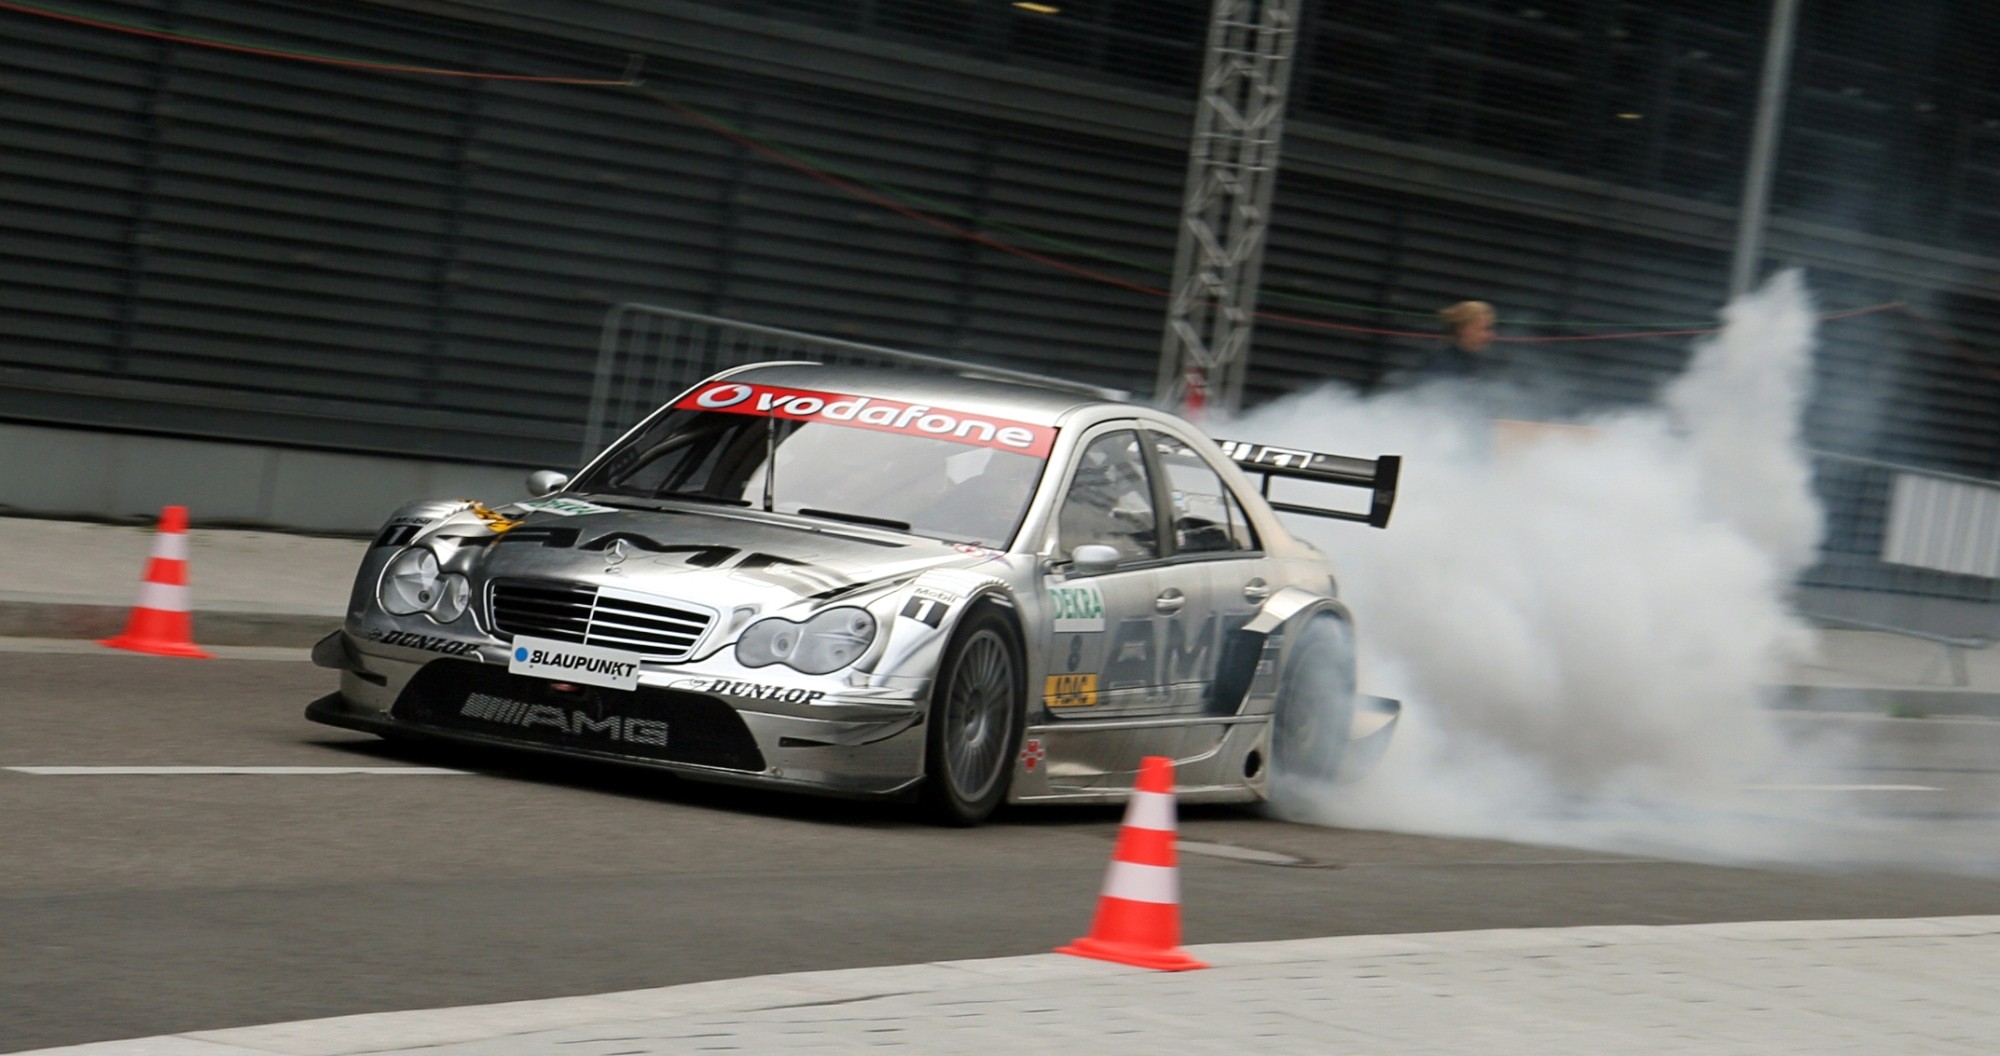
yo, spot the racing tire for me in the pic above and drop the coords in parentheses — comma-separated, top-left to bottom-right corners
(1270, 614, 1358, 792)
(920, 605, 1024, 826)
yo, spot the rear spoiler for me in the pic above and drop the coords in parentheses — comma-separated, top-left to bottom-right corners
(1216, 440, 1401, 529)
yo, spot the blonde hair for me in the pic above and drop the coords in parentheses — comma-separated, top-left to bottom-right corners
(1438, 300, 1495, 334)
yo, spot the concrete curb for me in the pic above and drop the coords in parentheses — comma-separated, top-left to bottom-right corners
(1769, 683, 2000, 719)
(0, 600, 338, 649)
(19, 917, 2000, 1056)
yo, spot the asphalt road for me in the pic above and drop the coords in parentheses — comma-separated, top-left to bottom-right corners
(6, 646, 2000, 1052)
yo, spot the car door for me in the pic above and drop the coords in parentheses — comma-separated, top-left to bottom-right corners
(1146, 428, 1275, 716)
(1040, 426, 1173, 719)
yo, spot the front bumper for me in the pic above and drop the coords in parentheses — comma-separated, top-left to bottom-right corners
(309, 630, 928, 798)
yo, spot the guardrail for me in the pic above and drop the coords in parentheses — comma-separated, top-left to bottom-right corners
(585, 304, 1130, 463)
(1800, 452, 2000, 680)
(1804, 452, 2000, 602)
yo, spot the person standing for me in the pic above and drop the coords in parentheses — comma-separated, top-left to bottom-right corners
(1425, 299, 1496, 380)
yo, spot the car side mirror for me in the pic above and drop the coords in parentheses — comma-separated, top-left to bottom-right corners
(1069, 543, 1121, 576)
(525, 469, 570, 498)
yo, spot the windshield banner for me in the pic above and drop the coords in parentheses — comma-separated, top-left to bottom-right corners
(675, 382, 1056, 457)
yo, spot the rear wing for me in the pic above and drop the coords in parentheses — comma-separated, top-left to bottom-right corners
(1216, 440, 1401, 529)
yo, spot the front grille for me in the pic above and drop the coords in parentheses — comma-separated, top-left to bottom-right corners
(488, 580, 714, 662)
(392, 660, 765, 772)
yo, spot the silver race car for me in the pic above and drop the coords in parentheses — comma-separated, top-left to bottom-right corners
(309, 362, 1402, 823)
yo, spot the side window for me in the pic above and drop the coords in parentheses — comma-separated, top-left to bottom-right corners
(1154, 433, 1259, 554)
(1057, 430, 1159, 562)
(1220, 487, 1258, 551)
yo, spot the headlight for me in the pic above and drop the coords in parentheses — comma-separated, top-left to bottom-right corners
(735, 607, 876, 674)
(378, 548, 470, 623)
(430, 573, 470, 623)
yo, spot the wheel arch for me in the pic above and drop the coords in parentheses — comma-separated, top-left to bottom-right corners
(922, 587, 1028, 693)
(1212, 586, 1355, 716)
(919, 589, 1029, 824)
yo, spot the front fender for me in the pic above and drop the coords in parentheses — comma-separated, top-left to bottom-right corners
(867, 567, 1016, 696)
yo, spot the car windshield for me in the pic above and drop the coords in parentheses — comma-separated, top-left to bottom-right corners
(571, 385, 1053, 548)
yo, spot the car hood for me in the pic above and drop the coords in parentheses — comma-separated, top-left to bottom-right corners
(429, 503, 1005, 616)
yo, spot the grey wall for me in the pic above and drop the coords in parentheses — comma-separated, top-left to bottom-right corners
(0, 421, 536, 532)
(1, 0, 1997, 515)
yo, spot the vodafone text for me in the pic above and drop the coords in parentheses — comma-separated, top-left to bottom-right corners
(676, 382, 1055, 457)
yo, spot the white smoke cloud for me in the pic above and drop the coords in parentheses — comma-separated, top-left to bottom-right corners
(1239, 271, 1862, 865)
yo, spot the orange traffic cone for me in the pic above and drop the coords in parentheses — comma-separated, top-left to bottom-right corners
(100, 506, 211, 659)
(1056, 755, 1207, 971)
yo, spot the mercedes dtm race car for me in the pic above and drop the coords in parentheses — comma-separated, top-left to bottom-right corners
(308, 362, 1402, 823)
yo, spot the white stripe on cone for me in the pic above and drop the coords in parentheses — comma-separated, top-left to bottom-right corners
(155, 532, 190, 562)
(1101, 860, 1180, 905)
(134, 580, 192, 613)
(1124, 790, 1177, 832)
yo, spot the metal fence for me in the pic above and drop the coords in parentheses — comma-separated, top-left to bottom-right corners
(1800, 451, 2000, 673)
(583, 303, 1130, 462)
(1806, 453, 2000, 601)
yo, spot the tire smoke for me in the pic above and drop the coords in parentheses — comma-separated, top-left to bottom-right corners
(1236, 271, 1866, 865)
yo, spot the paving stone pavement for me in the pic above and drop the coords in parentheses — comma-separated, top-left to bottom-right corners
(21, 918, 2000, 1056)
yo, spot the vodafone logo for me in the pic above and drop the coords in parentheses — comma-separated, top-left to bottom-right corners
(674, 382, 1057, 457)
(693, 383, 754, 409)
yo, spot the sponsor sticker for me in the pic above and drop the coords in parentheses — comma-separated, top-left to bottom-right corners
(1048, 582, 1105, 632)
(900, 595, 948, 628)
(367, 629, 481, 657)
(458, 692, 668, 747)
(694, 678, 829, 705)
(1019, 738, 1045, 772)
(514, 497, 617, 517)
(1044, 673, 1098, 709)
(674, 382, 1056, 457)
(468, 501, 522, 534)
(1218, 439, 1316, 469)
(373, 523, 423, 549)
(507, 635, 641, 691)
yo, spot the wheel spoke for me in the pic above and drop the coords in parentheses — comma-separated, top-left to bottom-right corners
(946, 631, 1012, 800)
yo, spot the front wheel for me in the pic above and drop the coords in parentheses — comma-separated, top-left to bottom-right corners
(1270, 614, 1358, 795)
(920, 607, 1024, 825)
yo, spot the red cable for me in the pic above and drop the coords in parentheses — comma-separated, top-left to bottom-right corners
(1894, 303, 2000, 383)
(674, 100, 1915, 344)
(656, 97, 1173, 300)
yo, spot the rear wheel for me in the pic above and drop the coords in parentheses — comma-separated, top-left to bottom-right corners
(920, 606, 1023, 825)
(1271, 614, 1358, 792)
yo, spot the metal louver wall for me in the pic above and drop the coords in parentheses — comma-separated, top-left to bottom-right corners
(0, 0, 1189, 467)
(1, 0, 1997, 484)
(3, 0, 612, 463)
